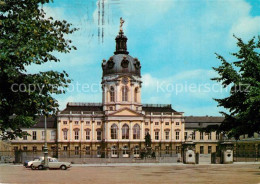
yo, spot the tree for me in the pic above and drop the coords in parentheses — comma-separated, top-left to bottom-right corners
(211, 36, 260, 139)
(0, 0, 77, 139)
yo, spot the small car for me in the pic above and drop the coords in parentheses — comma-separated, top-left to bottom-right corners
(26, 156, 53, 168)
(24, 157, 41, 168)
(31, 158, 71, 170)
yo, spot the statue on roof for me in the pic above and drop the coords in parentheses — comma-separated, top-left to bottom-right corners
(119, 17, 125, 32)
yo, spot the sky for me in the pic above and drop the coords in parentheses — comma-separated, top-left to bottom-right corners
(27, 0, 260, 116)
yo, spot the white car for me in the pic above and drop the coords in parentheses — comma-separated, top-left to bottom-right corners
(27, 157, 53, 168)
(31, 158, 71, 170)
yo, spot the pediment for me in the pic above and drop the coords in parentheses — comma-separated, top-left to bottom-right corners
(108, 107, 143, 117)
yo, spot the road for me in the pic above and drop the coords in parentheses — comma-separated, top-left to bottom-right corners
(0, 163, 260, 184)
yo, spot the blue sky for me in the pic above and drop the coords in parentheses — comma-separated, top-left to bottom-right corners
(27, 0, 260, 116)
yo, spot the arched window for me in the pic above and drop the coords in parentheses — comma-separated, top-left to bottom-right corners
(133, 124, 140, 139)
(111, 124, 118, 139)
(122, 86, 128, 101)
(110, 86, 115, 102)
(134, 87, 138, 102)
(122, 124, 129, 139)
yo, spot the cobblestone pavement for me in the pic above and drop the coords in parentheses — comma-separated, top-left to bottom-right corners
(0, 163, 260, 184)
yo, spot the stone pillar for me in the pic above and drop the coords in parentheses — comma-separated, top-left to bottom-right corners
(130, 121, 132, 140)
(118, 121, 121, 140)
(69, 119, 72, 141)
(141, 121, 144, 140)
(92, 121, 95, 141)
(182, 143, 196, 164)
(57, 120, 60, 141)
(150, 121, 153, 141)
(81, 120, 84, 141)
(161, 121, 163, 141)
(221, 142, 234, 164)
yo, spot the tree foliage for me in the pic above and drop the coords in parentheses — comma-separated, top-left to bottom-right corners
(0, 0, 77, 139)
(212, 36, 260, 139)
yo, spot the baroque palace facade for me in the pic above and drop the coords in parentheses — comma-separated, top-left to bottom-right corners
(7, 25, 259, 161)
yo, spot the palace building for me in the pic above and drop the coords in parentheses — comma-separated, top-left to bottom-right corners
(57, 28, 185, 158)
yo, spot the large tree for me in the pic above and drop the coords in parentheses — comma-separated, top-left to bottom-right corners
(0, 0, 77, 139)
(211, 36, 260, 139)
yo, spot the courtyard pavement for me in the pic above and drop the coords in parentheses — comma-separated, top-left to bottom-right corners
(0, 163, 259, 183)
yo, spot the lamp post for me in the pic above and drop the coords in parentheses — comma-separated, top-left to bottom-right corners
(43, 115, 49, 169)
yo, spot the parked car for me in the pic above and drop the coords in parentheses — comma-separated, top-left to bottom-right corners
(31, 158, 71, 170)
(26, 157, 53, 168)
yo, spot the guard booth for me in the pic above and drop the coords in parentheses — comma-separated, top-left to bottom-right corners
(220, 142, 234, 164)
(182, 142, 196, 164)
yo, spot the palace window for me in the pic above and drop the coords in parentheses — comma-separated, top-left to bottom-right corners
(184, 132, 188, 140)
(133, 124, 140, 139)
(176, 146, 180, 153)
(63, 121, 67, 125)
(155, 122, 159, 125)
(208, 146, 212, 154)
(122, 86, 128, 101)
(134, 87, 138, 102)
(23, 146, 27, 151)
(145, 122, 149, 126)
(97, 146, 101, 157)
(155, 130, 159, 140)
(51, 131, 56, 140)
(134, 145, 139, 155)
(176, 122, 180, 125)
(97, 121, 101, 125)
(208, 132, 212, 140)
(111, 124, 118, 139)
(86, 146, 90, 155)
(165, 131, 170, 140)
(86, 121, 90, 125)
(75, 146, 79, 155)
(41, 131, 45, 140)
(176, 131, 180, 140)
(63, 130, 68, 140)
(200, 146, 204, 154)
(216, 133, 220, 140)
(192, 131, 196, 140)
(111, 145, 117, 157)
(97, 130, 102, 140)
(123, 145, 128, 156)
(74, 130, 79, 140)
(122, 124, 129, 139)
(33, 146, 37, 152)
(86, 129, 90, 140)
(110, 86, 115, 102)
(23, 131, 27, 140)
(32, 131, 37, 140)
(75, 121, 79, 125)
(165, 122, 169, 125)
(63, 146, 68, 151)
(200, 132, 204, 140)
(166, 146, 170, 154)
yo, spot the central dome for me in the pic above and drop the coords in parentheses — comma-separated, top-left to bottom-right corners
(102, 31, 141, 77)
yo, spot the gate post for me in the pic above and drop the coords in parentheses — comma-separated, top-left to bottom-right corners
(182, 142, 196, 164)
(221, 142, 234, 164)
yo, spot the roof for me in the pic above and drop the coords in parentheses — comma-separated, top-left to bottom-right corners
(31, 116, 57, 128)
(184, 116, 224, 129)
(60, 102, 103, 114)
(142, 104, 177, 113)
(185, 116, 225, 123)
